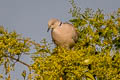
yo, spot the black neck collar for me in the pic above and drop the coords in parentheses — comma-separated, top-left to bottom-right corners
(59, 22, 62, 26)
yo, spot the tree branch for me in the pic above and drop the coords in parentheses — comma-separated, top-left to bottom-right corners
(3, 54, 31, 68)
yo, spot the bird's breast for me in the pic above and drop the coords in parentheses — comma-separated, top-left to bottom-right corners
(51, 28, 74, 42)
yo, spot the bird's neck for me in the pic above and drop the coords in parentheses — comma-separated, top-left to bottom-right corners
(59, 22, 62, 26)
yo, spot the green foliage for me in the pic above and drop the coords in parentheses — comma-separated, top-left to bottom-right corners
(32, 1, 120, 80)
(0, 28, 31, 80)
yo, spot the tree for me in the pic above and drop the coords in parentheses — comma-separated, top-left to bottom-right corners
(0, 0, 120, 80)
(32, 0, 120, 80)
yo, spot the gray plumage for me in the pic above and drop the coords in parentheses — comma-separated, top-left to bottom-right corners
(47, 18, 78, 49)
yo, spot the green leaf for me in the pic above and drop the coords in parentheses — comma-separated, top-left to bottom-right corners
(85, 72, 95, 80)
(0, 26, 4, 34)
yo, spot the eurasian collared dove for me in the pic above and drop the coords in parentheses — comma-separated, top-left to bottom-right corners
(47, 18, 78, 49)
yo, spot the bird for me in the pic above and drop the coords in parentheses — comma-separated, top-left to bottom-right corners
(47, 18, 78, 49)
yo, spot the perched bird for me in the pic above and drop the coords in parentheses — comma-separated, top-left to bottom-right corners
(47, 18, 78, 49)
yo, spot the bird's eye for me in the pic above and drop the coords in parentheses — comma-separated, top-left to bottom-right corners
(51, 23, 54, 25)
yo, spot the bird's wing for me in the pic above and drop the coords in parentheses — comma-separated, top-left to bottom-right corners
(72, 27, 78, 43)
(63, 23, 78, 43)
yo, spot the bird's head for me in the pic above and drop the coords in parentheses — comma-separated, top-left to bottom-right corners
(47, 18, 61, 32)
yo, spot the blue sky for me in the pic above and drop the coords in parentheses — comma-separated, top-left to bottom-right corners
(0, 0, 120, 79)
(0, 0, 120, 42)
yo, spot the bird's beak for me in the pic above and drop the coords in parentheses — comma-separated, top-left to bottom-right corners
(47, 28, 50, 32)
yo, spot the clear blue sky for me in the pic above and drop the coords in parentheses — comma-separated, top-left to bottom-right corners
(0, 0, 120, 80)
